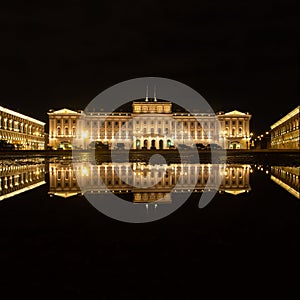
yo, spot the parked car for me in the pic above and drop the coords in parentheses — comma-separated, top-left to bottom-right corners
(195, 143, 206, 150)
(206, 143, 223, 150)
(177, 144, 192, 150)
(95, 141, 109, 150)
(115, 143, 125, 150)
(0, 140, 15, 150)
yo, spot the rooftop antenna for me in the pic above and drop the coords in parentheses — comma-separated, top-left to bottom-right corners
(145, 85, 149, 102)
(154, 85, 157, 102)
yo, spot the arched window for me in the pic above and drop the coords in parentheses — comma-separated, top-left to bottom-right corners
(72, 127, 76, 136)
(57, 127, 61, 135)
(232, 128, 235, 136)
(65, 127, 69, 136)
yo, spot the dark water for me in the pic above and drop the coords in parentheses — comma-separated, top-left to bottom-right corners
(0, 155, 299, 299)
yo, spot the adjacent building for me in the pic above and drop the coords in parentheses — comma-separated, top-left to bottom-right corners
(48, 99, 251, 150)
(270, 106, 300, 149)
(0, 105, 46, 150)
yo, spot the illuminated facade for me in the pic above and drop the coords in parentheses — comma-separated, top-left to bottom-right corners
(48, 162, 251, 200)
(0, 105, 45, 149)
(48, 100, 251, 150)
(270, 106, 300, 149)
(0, 161, 45, 201)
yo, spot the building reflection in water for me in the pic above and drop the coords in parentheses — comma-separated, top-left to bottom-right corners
(49, 161, 251, 202)
(271, 166, 300, 199)
(0, 161, 46, 201)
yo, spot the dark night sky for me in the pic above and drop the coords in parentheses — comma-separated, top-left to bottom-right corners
(0, 0, 298, 134)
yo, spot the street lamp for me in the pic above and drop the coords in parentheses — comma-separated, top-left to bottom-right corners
(82, 131, 88, 139)
(82, 131, 88, 149)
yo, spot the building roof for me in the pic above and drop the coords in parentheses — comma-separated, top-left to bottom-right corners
(48, 102, 251, 117)
(270, 106, 300, 129)
(0, 105, 45, 126)
(224, 110, 249, 116)
(48, 108, 82, 115)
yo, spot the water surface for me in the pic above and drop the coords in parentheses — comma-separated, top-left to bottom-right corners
(0, 155, 299, 299)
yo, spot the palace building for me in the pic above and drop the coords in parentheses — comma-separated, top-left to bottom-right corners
(270, 106, 300, 149)
(48, 99, 251, 150)
(0, 105, 46, 150)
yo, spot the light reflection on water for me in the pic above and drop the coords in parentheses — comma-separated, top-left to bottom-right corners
(0, 158, 299, 201)
(270, 166, 300, 198)
(49, 162, 251, 202)
(0, 159, 46, 201)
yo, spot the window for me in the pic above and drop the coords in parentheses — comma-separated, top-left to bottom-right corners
(239, 120, 243, 126)
(57, 119, 61, 124)
(225, 120, 229, 125)
(232, 121, 236, 125)
(65, 119, 68, 124)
